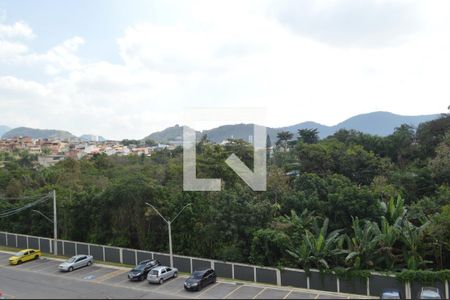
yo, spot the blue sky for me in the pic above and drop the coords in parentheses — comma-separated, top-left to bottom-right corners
(1, 1, 168, 64)
(0, 0, 449, 139)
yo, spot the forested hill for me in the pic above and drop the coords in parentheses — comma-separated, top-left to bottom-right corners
(144, 111, 439, 143)
(280, 111, 439, 138)
(0, 114, 449, 273)
(144, 124, 199, 143)
(2, 127, 76, 140)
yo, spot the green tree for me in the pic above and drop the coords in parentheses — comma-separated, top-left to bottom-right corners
(287, 218, 344, 271)
(276, 131, 293, 152)
(344, 218, 380, 269)
(297, 128, 319, 144)
(401, 220, 430, 270)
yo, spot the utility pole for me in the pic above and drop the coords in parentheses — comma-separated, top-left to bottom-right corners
(145, 203, 191, 268)
(167, 221, 172, 267)
(53, 190, 58, 256)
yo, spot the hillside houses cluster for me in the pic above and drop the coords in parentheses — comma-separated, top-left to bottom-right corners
(0, 137, 176, 167)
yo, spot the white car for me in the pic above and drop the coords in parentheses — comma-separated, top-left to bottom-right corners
(419, 287, 441, 299)
(147, 266, 178, 284)
(59, 255, 94, 272)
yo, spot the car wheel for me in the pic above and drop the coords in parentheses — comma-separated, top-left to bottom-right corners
(213, 277, 217, 283)
(140, 275, 145, 281)
(34, 255, 39, 260)
(87, 261, 92, 267)
(17, 260, 22, 265)
(68, 267, 74, 272)
(159, 278, 163, 284)
(173, 272, 178, 278)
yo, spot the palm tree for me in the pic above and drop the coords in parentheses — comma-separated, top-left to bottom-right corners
(276, 131, 294, 152)
(383, 196, 406, 225)
(401, 220, 430, 270)
(274, 209, 317, 242)
(287, 218, 343, 271)
(377, 217, 401, 270)
(344, 218, 381, 269)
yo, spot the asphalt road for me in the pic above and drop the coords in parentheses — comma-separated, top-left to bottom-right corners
(0, 252, 372, 299)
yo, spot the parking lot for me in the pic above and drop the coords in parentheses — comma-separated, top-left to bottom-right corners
(0, 251, 373, 299)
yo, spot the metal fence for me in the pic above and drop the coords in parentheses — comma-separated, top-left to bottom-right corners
(0, 231, 448, 298)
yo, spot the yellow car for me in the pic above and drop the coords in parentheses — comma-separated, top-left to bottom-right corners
(9, 249, 41, 265)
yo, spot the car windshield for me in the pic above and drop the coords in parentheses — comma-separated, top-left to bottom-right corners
(15, 252, 25, 257)
(133, 264, 146, 271)
(192, 272, 203, 279)
(150, 270, 159, 275)
(421, 292, 441, 299)
(382, 293, 401, 300)
(67, 257, 77, 263)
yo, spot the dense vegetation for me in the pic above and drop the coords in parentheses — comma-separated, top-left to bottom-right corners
(1, 114, 449, 273)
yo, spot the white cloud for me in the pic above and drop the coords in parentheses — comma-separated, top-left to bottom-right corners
(9, 36, 86, 75)
(0, 21, 35, 40)
(0, 40, 28, 58)
(272, 0, 421, 48)
(0, 1, 450, 140)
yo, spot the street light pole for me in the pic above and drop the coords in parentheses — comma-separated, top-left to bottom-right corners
(167, 221, 172, 267)
(145, 203, 191, 268)
(30, 191, 58, 255)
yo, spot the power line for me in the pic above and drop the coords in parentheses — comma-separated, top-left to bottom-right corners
(0, 193, 52, 218)
(0, 193, 51, 201)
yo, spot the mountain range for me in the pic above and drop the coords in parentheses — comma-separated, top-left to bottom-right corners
(144, 111, 440, 144)
(0, 111, 442, 143)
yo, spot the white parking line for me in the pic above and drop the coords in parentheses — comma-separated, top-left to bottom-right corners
(283, 290, 294, 299)
(94, 269, 127, 283)
(253, 287, 267, 299)
(0, 250, 376, 299)
(314, 293, 320, 299)
(27, 261, 53, 270)
(30, 262, 60, 272)
(116, 277, 134, 286)
(224, 285, 243, 299)
(194, 282, 219, 298)
(152, 277, 180, 292)
(0, 264, 190, 299)
(78, 266, 114, 279)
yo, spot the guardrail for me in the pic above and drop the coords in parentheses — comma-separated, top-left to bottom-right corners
(0, 231, 448, 298)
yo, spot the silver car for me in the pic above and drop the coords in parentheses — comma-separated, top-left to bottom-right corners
(147, 266, 178, 284)
(59, 255, 94, 272)
(419, 287, 441, 299)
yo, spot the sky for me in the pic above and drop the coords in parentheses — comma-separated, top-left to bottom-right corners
(0, 0, 449, 140)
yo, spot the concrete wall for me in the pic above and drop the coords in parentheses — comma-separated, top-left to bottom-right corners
(122, 249, 137, 266)
(192, 258, 211, 271)
(234, 264, 254, 282)
(281, 269, 308, 288)
(0, 232, 7, 246)
(173, 256, 191, 273)
(339, 277, 367, 295)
